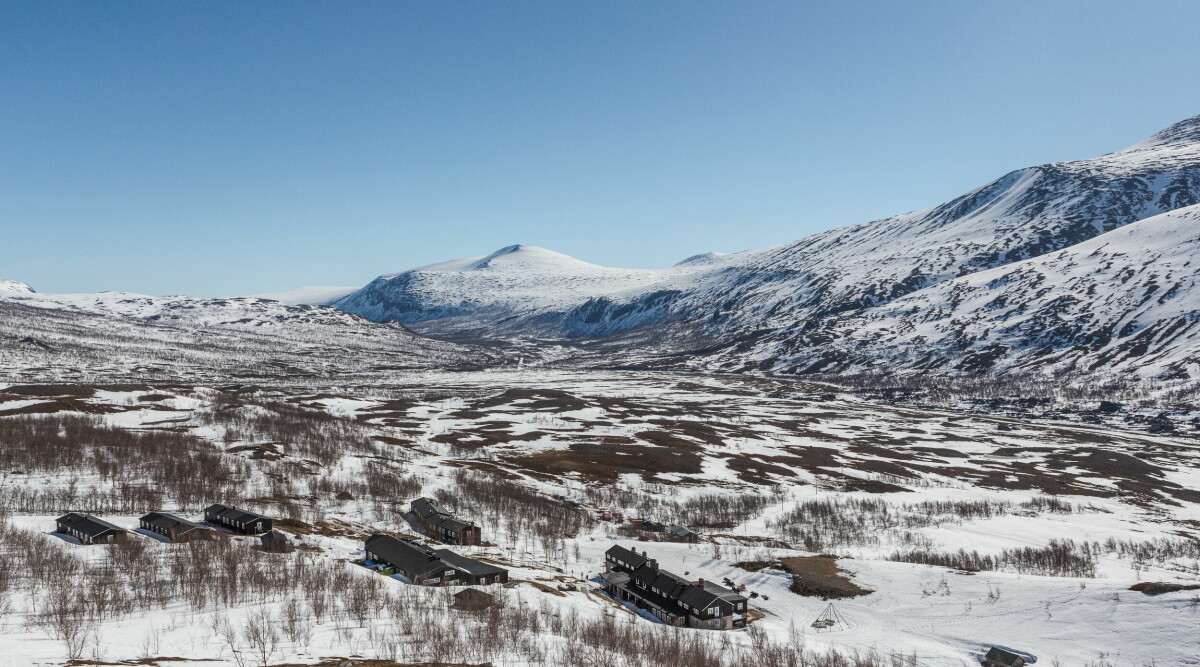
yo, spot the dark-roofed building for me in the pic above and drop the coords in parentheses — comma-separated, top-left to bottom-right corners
(56, 513, 128, 545)
(453, 588, 496, 611)
(139, 512, 212, 543)
(204, 504, 272, 535)
(260, 531, 293, 553)
(982, 647, 1026, 667)
(435, 548, 509, 585)
(668, 525, 699, 543)
(363, 534, 508, 586)
(639, 519, 667, 532)
(602, 545, 748, 630)
(409, 497, 482, 545)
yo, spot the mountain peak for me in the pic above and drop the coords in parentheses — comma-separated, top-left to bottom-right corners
(0, 279, 35, 294)
(1129, 113, 1200, 150)
(467, 245, 595, 271)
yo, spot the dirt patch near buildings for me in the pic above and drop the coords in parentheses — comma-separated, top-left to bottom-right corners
(1129, 581, 1200, 595)
(780, 556, 873, 600)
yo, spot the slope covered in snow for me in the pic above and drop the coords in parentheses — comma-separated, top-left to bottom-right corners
(245, 285, 358, 305)
(0, 279, 34, 294)
(766, 203, 1200, 378)
(336, 243, 733, 333)
(333, 114, 1200, 378)
(0, 288, 497, 381)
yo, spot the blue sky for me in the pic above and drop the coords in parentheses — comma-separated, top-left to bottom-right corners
(2, 2, 1198, 296)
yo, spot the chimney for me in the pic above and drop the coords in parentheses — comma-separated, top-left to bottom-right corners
(698, 578, 705, 587)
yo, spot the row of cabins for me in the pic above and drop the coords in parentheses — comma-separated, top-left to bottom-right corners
(410, 497, 482, 545)
(364, 534, 508, 586)
(602, 544, 748, 630)
(55, 504, 274, 546)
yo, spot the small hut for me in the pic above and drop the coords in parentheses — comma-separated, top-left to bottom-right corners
(453, 588, 496, 611)
(982, 647, 1026, 667)
(260, 531, 293, 553)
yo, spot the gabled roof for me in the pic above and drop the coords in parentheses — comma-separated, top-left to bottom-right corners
(669, 525, 697, 537)
(57, 513, 125, 538)
(140, 512, 204, 533)
(678, 580, 746, 610)
(411, 497, 448, 520)
(605, 544, 649, 570)
(434, 549, 507, 577)
(205, 504, 269, 524)
(984, 647, 1024, 667)
(433, 515, 475, 532)
(365, 534, 445, 577)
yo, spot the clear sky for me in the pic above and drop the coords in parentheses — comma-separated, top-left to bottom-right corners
(2, 2, 1199, 296)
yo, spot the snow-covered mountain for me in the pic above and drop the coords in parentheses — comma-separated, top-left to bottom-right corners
(739, 203, 1200, 378)
(335, 114, 1200, 378)
(0, 288, 497, 381)
(335, 244, 732, 334)
(0, 279, 34, 294)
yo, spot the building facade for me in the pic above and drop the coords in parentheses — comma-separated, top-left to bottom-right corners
(139, 512, 211, 542)
(602, 545, 748, 630)
(410, 497, 482, 545)
(204, 504, 272, 534)
(56, 513, 128, 545)
(363, 534, 507, 586)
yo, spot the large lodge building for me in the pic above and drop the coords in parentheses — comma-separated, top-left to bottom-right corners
(602, 545, 748, 630)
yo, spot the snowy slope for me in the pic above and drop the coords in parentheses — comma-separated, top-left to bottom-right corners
(336, 244, 733, 333)
(0, 279, 34, 294)
(763, 203, 1200, 378)
(333, 114, 1200, 377)
(0, 288, 497, 381)
(245, 285, 358, 305)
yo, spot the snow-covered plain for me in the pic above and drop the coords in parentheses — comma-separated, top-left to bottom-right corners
(0, 371, 1197, 666)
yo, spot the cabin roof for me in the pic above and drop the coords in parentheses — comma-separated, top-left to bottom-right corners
(434, 549, 507, 577)
(984, 647, 1024, 667)
(140, 512, 203, 533)
(205, 504, 269, 524)
(57, 512, 125, 538)
(605, 544, 649, 570)
(365, 534, 445, 577)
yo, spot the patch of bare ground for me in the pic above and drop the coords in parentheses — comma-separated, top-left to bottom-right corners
(272, 517, 378, 540)
(507, 442, 703, 484)
(723, 454, 799, 480)
(780, 556, 873, 600)
(474, 388, 590, 413)
(733, 560, 778, 572)
(444, 459, 527, 480)
(1130, 582, 1200, 595)
(0, 397, 123, 416)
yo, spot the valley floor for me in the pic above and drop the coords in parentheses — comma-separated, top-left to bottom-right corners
(0, 370, 1197, 666)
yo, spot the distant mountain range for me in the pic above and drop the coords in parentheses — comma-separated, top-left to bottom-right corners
(5, 114, 1200, 380)
(327, 114, 1200, 379)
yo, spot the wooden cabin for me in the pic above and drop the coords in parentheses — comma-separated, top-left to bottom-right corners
(602, 544, 748, 630)
(259, 530, 293, 553)
(982, 647, 1026, 667)
(363, 534, 507, 586)
(410, 497, 482, 545)
(139, 512, 211, 543)
(56, 513, 128, 545)
(453, 588, 496, 611)
(204, 504, 272, 535)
